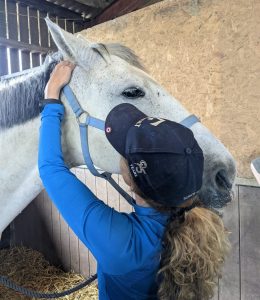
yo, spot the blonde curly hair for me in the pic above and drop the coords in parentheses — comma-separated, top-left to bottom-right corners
(120, 158, 231, 300)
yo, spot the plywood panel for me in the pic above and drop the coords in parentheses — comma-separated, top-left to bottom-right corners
(239, 186, 260, 300)
(219, 186, 240, 299)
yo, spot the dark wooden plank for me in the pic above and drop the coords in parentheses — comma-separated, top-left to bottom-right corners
(79, 239, 90, 277)
(0, 0, 7, 38)
(21, 50, 30, 70)
(57, 17, 66, 30)
(51, 200, 62, 260)
(31, 53, 40, 67)
(19, 4, 29, 43)
(0, 46, 8, 76)
(69, 227, 80, 273)
(218, 185, 240, 300)
(40, 11, 49, 48)
(29, 8, 39, 45)
(74, 22, 85, 33)
(59, 214, 71, 271)
(9, 48, 20, 73)
(239, 186, 260, 300)
(6, 1, 18, 40)
(66, 19, 74, 33)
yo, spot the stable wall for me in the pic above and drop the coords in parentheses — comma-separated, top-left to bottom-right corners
(82, 0, 260, 179)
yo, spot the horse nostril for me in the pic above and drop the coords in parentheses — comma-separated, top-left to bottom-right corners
(215, 169, 232, 190)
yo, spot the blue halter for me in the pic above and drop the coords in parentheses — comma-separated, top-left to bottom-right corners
(63, 85, 200, 206)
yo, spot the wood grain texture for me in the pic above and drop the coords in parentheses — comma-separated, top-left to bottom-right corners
(239, 186, 260, 300)
(219, 186, 240, 300)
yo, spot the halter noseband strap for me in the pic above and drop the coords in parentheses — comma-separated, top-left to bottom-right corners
(62, 85, 200, 206)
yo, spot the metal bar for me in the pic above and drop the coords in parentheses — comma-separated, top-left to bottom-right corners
(0, 36, 55, 53)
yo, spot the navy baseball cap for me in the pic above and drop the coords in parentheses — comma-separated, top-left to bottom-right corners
(105, 103, 204, 207)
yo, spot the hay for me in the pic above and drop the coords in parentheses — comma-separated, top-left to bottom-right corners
(0, 247, 98, 300)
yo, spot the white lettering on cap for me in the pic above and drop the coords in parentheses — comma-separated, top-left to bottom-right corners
(135, 117, 166, 128)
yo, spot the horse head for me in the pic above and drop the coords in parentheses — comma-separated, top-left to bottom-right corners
(46, 19, 236, 209)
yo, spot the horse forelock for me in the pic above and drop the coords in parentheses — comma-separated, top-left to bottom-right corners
(93, 43, 145, 71)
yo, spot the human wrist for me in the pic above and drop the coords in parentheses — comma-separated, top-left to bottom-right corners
(44, 83, 61, 99)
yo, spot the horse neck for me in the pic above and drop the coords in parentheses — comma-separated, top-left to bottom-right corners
(0, 60, 58, 235)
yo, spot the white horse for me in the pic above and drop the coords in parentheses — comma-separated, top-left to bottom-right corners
(0, 19, 236, 239)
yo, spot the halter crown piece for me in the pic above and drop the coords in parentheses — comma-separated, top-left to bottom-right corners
(62, 85, 200, 206)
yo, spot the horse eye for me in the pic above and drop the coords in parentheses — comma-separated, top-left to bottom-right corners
(122, 87, 145, 99)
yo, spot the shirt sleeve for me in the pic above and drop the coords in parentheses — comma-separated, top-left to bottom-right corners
(38, 103, 134, 274)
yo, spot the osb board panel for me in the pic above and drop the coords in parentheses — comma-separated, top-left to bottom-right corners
(82, 0, 260, 178)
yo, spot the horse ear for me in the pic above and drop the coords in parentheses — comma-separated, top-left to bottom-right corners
(45, 17, 91, 61)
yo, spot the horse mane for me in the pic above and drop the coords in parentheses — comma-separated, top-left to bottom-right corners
(0, 43, 143, 131)
(0, 52, 61, 131)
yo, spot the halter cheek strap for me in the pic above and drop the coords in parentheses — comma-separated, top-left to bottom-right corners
(62, 85, 200, 206)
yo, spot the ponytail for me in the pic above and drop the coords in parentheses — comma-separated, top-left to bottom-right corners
(157, 206, 230, 300)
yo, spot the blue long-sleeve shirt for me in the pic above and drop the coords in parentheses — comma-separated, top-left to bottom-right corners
(38, 103, 170, 300)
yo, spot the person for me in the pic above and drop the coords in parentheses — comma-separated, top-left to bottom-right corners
(38, 61, 230, 300)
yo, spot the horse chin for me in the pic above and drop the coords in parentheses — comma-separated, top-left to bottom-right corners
(198, 187, 234, 210)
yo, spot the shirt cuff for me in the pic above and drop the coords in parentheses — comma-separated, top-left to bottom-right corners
(39, 99, 63, 112)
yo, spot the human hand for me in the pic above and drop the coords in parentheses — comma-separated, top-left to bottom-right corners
(44, 61, 76, 99)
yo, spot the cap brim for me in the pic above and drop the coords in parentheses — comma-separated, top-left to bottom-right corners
(105, 103, 147, 156)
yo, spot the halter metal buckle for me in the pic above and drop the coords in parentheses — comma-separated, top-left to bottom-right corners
(77, 111, 89, 126)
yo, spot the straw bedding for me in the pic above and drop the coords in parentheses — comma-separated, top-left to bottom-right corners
(0, 247, 98, 299)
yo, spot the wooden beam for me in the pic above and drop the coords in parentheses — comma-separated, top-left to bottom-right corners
(0, 37, 55, 53)
(46, 0, 101, 16)
(91, 0, 151, 26)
